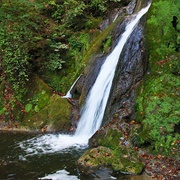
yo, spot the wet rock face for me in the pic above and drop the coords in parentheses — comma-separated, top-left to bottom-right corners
(103, 20, 148, 124)
(70, 53, 106, 105)
(73, 5, 148, 116)
(126, 0, 137, 14)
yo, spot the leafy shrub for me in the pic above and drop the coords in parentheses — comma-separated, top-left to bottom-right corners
(136, 74, 180, 155)
(135, 0, 180, 156)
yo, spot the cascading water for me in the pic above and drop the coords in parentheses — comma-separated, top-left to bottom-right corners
(19, 3, 151, 156)
(74, 2, 151, 139)
(62, 74, 82, 98)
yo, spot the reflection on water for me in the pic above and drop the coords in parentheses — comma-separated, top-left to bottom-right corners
(0, 132, 151, 180)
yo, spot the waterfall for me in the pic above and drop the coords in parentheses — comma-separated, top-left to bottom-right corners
(19, 3, 151, 155)
(74, 2, 151, 138)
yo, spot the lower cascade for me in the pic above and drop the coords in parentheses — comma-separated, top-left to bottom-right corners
(19, 3, 151, 156)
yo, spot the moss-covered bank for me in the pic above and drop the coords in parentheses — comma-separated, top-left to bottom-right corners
(0, 74, 71, 132)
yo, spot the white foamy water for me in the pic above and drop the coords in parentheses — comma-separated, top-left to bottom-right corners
(19, 134, 89, 155)
(19, 3, 151, 156)
(39, 169, 79, 180)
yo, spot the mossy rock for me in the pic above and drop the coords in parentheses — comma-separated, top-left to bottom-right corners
(90, 124, 123, 149)
(86, 122, 144, 174)
(23, 106, 49, 130)
(112, 145, 144, 174)
(21, 74, 71, 131)
(23, 94, 71, 131)
(25, 74, 52, 98)
(77, 146, 144, 175)
(98, 128, 123, 149)
(47, 94, 71, 131)
(23, 74, 52, 126)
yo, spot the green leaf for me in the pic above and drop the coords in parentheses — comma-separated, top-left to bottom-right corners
(25, 103, 33, 112)
(34, 105, 39, 112)
(0, 108, 7, 115)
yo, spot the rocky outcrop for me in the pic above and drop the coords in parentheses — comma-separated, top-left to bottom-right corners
(22, 75, 71, 132)
(77, 119, 144, 175)
(77, 145, 143, 175)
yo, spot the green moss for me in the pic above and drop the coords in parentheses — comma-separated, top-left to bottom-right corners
(82, 15, 125, 66)
(23, 94, 71, 131)
(77, 146, 112, 170)
(23, 106, 49, 129)
(102, 35, 112, 53)
(77, 146, 144, 174)
(24, 74, 52, 99)
(98, 128, 123, 149)
(23, 74, 51, 115)
(112, 146, 144, 174)
(20, 74, 71, 131)
(48, 94, 71, 131)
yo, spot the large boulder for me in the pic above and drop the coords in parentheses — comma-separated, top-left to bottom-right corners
(77, 145, 143, 175)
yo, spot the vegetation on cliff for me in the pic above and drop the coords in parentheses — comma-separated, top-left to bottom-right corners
(135, 0, 180, 156)
(0, 0, 128, 94)
(0, 0, 127, 129)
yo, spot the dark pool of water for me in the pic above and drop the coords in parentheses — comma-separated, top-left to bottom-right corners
(0, 132, 151, 180)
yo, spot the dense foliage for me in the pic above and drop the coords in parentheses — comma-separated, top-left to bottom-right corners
(135, 0, 180, 156)
(0, 0, 127, 94)
(0, 0, 126, 125)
